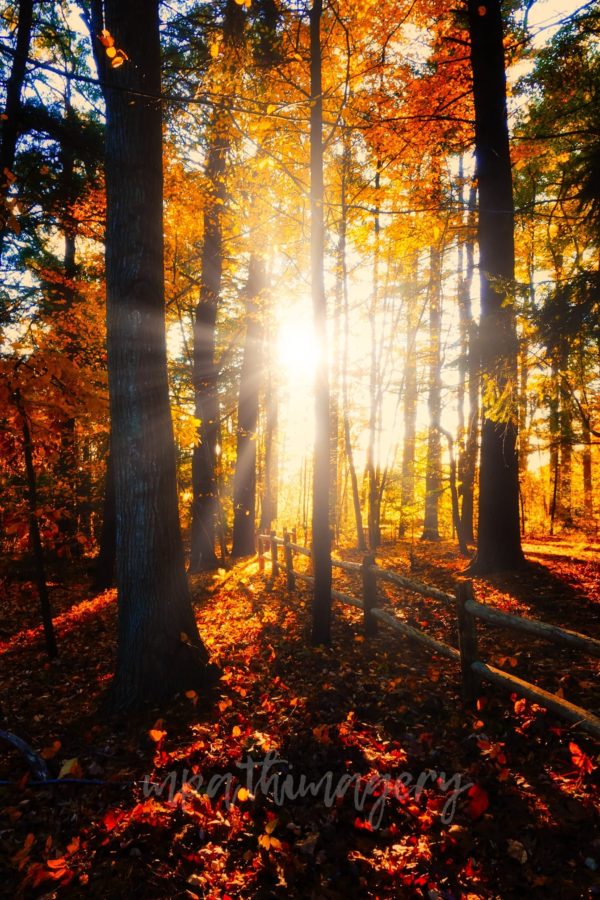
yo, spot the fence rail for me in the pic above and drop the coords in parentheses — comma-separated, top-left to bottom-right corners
(256, 531, 600, 740)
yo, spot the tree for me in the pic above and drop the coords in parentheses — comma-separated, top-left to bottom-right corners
(0, 0, 34, 268)
(100, 0, 212, 709)
(309, 0, 332, 645)
(421, 243, 443, 541)
(466, 0, 525, 573)
(231, 256, 264, 557)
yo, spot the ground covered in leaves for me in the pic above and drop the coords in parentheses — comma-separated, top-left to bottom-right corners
(1, 537, 599, 898)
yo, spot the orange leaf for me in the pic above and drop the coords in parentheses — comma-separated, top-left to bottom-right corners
(569, 742, 595, 775)
(41, 740, 61, 760)
(98, 29, 114, 48)
(312, 724, 330, 744)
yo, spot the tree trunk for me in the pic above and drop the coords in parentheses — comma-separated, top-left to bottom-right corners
(189, 119, 227, 572)
(232, 257, 264, 557)
(582, 416, 593, 521)
(92, 447, 116, 593)
(14, 390, 58, 659)
(399, 252, 419, 538)
(102, 0, 211, 710)
(338, 137, 365, 551)
(558, 368, 573, 527)
(457, 179, 478, 544)
(0, 0, 34, 268)
(421, 245, 442, 541)
(258, 347, 278, 534)
(466, 0, 525, 573)
(309, 0, 332, 645)
(367, 165, 382, 550)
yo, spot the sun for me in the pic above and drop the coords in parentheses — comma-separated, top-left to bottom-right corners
(276, 312, 320, 384)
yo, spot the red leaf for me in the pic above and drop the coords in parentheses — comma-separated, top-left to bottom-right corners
(467, 784, 489, 820)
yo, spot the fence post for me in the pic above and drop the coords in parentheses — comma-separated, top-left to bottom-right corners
(456, 580, 478, 701)
(362, 553, 378, 636)
(270, 530, 279, 579)
(283, 530, 295, 590)
(291, 527, 297, 544)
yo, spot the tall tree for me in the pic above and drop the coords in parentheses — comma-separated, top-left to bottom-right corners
(189, 115, 227, 572)
(309, 0, 332, 645)
(101, 0, 212, 709)
(0, 0, 34, 269)
(421, 243, 443, 541)
(466, 0, 525, 573)
(231, 256, 264, 557)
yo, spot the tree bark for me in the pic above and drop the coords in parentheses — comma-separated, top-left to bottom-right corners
(466, 0, 525, 573)
(338, 137, 365, 551)
(232, 257, 264, 557)
(457, 179, 478, 544)
(92, 447, 116, 593)
(421, 245, 442, 541)
(189, 118, 227, 572)
(102, 0, 211, 710)
(399, 252, 419, 538)
(0, 0, 34, 269)
(13, 389, 58, 659)
(309, 0, 332, 645)
(258, 346, 278, 533)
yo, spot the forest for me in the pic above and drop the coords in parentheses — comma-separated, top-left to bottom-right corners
(1, 0, 599, 896)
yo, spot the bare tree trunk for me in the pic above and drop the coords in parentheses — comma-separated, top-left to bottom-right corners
(582, 417, 593, 521)
(189, 119, 227, 572)
(309, 0, 332, 645)
(421, 245, 442, 541)
(367, 164, 382, 549)
(466, 0, 525, 573)
(102, 0, 211, 710)
(232, 257, 264, 557)
(0, 0, 34, 267)
(457, 176, 478, 544)
(258, 346, 278, 534)
(400, 252, 419, 538)
(13, 389, 57, 659)
(338, 139, 365, 551)
(558, 368, 573, 527)
(92, 448, 116, 593)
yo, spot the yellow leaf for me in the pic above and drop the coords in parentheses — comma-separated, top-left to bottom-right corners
(232, 725, 242, 737)
(237, 787, 250, 802)
(210, 42, 219, 58)
(106, 46, 117, 59)
(265, 817, 278, 835)
(58, 758, 82, 779)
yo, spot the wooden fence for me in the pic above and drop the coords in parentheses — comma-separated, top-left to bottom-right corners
(257, 531, 600, 740)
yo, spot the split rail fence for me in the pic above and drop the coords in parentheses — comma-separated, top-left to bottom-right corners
(257, 531, 600, 740)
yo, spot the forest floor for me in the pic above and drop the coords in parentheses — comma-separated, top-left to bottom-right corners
(1, 537, 599, 898)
